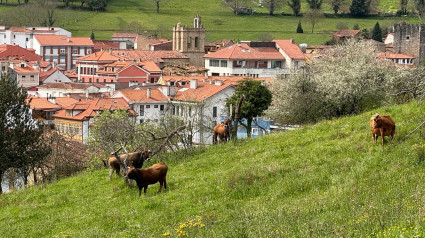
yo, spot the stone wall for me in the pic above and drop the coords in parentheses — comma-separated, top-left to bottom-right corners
(393, 22, 425, 65)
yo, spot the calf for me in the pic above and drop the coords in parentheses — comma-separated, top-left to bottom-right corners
(108, 150, 150, 180)
(125, 162, 168, 197)
(370, 113, 396, 146)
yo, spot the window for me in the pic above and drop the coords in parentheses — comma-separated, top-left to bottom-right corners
(160, 105, 164, 114)
(151, 78, 155, 83)
(195, 37, 199, 48)
(154, 105, 158, 108)
(60, 49, 66, 54)
(252, 128, 259, 135)
(272, 61, 282, 68)
(140, 105, 144, 116)
(87, 49, 92, 54)
(210, 60, 220, 67)
(146, 105, 151, 109)
(187, 37, 192, 48)
(73, 48, 78, 54)
(22, 76, 26, 80)
(406, 35, 410, 40)
(30, 75, 34, 81)
(221, 60, 227, 67)
(26, 38, 28, 42)
(139, 119, 144, 124)
(213, 106, 217, 118)
(1, 66, 5, 71)
(13, 35, 15, 39)
(188, 107, 192, 117)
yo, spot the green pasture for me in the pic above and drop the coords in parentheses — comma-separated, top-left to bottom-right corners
(2, 100, 425, 237)
(0, 0, 420, 44)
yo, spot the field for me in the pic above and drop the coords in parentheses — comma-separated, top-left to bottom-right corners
(0, 0, 420, 44)
(2, 100, 425, 237)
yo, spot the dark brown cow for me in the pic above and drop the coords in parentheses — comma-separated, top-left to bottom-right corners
(125, 162, 168, 197)
(370, 113, 396, 146)
(107, 150, 150, 180)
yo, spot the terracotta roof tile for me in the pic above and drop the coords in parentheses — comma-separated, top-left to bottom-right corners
(27, 96, 61, 110)
(273, 40, 306, 60)
(55, 97, 79, 108)
(172, 81, 235, 102)
(332, 30, 361, 37)
(34, 35, 94, 46)
(380, 52, 415, 59)
(204, 43, 284, 60)
(0, 45, 42, 61)
(37, 82, 107, 89)
(75, 50, 118, 61)
(117, 88, 169, 103)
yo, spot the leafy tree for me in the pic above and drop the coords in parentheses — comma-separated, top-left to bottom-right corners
(371, 21, 383, 42)
(0, 75, 50, 193)
(350, 0, 367, 17)
(267, 40, 398, 124)
(304, 9, 324, 33)
(226, 80, 272, 138)
(87, 0, 107, 11)
(331, 0, 344, 14)
(263, 0, 285, 15)
(258, 33, 274, 41)
(306, 0, 323, 9)
(353, 23, 360, 30)
(288, 0, 301, 16)
(222, 0, 250, 15)
(400, 0, 408, 15)
(297, 21, 304, 33)
(414, 0, 425, 22)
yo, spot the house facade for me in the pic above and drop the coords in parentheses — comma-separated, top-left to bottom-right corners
(33, 35, 94, 71)
(0, 26, 71, 49)
(53, 98, 136, 142)
(204, 40, 306, 77)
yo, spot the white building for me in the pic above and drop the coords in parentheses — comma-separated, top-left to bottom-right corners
(0, 26, 71, 49)
(35, 82, 112, 98)
(204, 40, 306, 77)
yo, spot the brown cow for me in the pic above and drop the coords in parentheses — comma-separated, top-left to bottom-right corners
(213, 118, 230, 144)
(108, 150, 150, 180)
(125, 162, 168, 197)
(370, 113, 396, 146)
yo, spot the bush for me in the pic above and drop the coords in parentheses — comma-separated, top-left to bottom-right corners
(296, 21, 304, 33)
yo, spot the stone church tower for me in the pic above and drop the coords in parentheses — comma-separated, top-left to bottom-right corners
(172, 15, 206, 67)
(393, 22, 425, 65)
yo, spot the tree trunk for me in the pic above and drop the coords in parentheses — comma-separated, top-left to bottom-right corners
(231, 95, 245, 140)
(0, 170, 3, 194)
(156, 0, 160, 13)
(246, 117, 253, 138)
(269, 0, 275, 15)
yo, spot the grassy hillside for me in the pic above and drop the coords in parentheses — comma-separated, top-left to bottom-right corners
(2, 100, 425, 237)
(0, 0, 419, 44)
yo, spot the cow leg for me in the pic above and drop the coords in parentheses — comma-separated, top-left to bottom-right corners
(372, 133, 376, 143)
(109, 169, 114, 180)
(380, 129, 385, 146)
(158, 181, 163, 193)
(144, 186, 148, 194)
(164, 180, 167, 189)
(138, 188, 142, 197)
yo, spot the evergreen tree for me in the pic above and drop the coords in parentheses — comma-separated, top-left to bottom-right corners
(350, 0, 367, 17)
(90, 30, 95, 40)
(353, 23, 360, 30)
(371, 21, 383, 42)
(297, 21, 304, 33)
(0, 75, 50, 193)
(288, 0, 301, 16)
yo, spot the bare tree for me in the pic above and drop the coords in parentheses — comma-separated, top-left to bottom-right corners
(304, 9, 324, 33)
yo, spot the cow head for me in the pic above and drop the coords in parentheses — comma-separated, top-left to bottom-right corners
(372, 113, 381, 129)
(142, 149, 151, 162)
(125, 166, 137, 180)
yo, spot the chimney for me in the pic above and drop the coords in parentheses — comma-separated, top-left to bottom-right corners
(47, 95, 56, 104)
(215, 80, 223, 86)
(147, 88, 151, 98)
(190, 79, 198, 89)
(86, 90, 89, 98)
(290, 38, 294, 44)
(34, 61, 39, 71)
(209, 80, 213, 85)
(109, 48, 112, 55)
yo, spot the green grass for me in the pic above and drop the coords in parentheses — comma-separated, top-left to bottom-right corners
(2, 100, 425, 237)
(0, 0, 419, 44)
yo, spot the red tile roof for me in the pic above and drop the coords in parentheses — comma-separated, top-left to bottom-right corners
(139, 61, 161, 72)
(111, 50, 189, 62)
(204, 43, 284, 60)
(54, 98, 135, 121)
(39, 68, 57, 82)
(55, 97, 79, 108)
(172, 81, 235, 102)
(117, 88, 169, 103)
(37, 82, 107, 89)
(14, 65, 38, 73)
(0, 45, 42, 61)
(75, 50, 118, 61)
(273, 40, 306, 60)
(27, 96, 61, 111)
(34, 35, 94, 46)
(380, 52, 415, 59)
(93, 40, 120, 51)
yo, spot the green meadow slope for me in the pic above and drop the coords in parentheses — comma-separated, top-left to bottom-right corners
(2, 100, 425, 237)
(0, 0, 419, 44)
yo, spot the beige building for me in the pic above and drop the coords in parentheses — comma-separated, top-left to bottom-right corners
(172, 15, 205, 67)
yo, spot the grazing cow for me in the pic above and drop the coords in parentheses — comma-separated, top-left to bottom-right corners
(370, 113, 396, 146)
(108, 150, 150, 180)
(125, 162, 168, 197)
(213, 118, 230, 144)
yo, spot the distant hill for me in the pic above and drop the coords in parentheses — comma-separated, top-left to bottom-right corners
(0, 0, 419, 45)
(2, 100, 425, 237)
